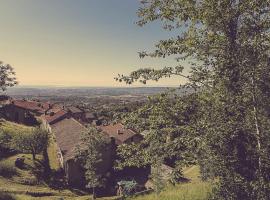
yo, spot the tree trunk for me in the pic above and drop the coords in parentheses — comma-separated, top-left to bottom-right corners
(32, 151, 36, 160)
(92, 187, 96, 200)
(251, 75, 263, 181)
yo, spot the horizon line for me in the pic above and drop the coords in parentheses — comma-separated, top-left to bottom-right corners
(13, 84, 181, 88)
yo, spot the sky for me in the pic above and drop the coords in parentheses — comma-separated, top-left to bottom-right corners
(0, 0, 187, 87)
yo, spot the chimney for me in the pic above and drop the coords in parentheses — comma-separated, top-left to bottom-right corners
(117, 129, 123, 135)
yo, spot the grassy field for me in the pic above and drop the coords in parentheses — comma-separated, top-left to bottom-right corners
(128, 166, 212, 200)
(0, 119, 33, 135)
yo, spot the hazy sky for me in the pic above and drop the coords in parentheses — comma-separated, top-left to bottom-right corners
(0, 0, 187, 87)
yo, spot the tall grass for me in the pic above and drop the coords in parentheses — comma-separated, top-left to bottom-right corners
(130, 182, 212, 200)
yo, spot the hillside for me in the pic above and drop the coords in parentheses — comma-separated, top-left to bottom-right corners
(0, 120, 117, 200)
(0, 119, 33, 135)
(129, 166, 212, 200)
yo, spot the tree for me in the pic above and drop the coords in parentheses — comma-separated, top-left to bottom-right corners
(116, 1, 270, 199)
(0, 61, 18, 91)
(0, 129, 13, 158)
(75, 127, 108, 200)
(13, 128, 49, 160)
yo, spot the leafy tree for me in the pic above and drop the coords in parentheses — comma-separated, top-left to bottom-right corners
(0, 61, 17, 91)
(13, 128, 49, 160)
(116, 0, 270, 199)
(0, 130, 13, 158)
(75, 127, 108, 200)
(115, 92, 199, 170)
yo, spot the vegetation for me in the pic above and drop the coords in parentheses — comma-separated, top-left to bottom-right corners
(116, 0, 270, 199)
(0, 121, 49, 161)
(47, 138, 61, 171)
(0, 61, 17, 91)
(0, 120, 33, 159)
(0, 153, 114, 200)
(75, 127, 108, 199)
(0, 161, 18, 178)
(129, 166, 212, 200)
(0, 192, 17, 200)
(13, 128, 50, 160)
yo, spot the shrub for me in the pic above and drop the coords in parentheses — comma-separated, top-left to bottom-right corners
(20, 176, 39, 186)
(0, 192, 17, 200)
(0, 162, 17, 178)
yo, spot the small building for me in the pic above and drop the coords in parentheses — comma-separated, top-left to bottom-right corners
(3, 99, 50, 125)
(66, 106, 84, 121)
(50, 117, 86, 186)
(50, 117, 114, 187)
(99, 123, 143, 145)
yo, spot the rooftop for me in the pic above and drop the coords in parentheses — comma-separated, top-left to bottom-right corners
(11, 100, 50, 114)
(51, 118, 87, 161)
(67, 106, 83, 114)
(44, 110, 68, 125)
(99, 123, 138, 145)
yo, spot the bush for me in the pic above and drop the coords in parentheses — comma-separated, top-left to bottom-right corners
(0, 192, 17, 200)
(20, 176, 39, 186)
(0, 162, 17, 178)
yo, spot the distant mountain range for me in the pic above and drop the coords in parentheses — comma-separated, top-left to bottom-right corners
(4, 86, 189, 97)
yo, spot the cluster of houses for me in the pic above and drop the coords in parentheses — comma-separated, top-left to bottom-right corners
(0, 95, 144, 189)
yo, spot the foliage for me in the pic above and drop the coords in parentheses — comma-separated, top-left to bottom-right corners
(118, 180, 138, 197)
(0, 129, 13, 154)
(0, 162, 17, 178)
(75, 126, 108, 199)
(115, 92, 199, 170)
(12, 128, 49, 160)
(0, 61, 17, 91)
(129, 166, 211, 200)
(116, 0, 270, 199)
(0, 192, 17, 200)
(0, 120, 33, 158)
(150, 163, 165, 195)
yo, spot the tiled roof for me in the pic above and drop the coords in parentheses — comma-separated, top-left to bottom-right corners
(44, 110, 68, 125)
(11, 100, 50, 113)
(51, 118, 87, 161)
(67, 106, 83, 114)
(99, 123, 138, 145)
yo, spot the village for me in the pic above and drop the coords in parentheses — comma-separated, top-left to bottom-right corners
(0, 94, 176, 198)
(1, 0, 267, 199)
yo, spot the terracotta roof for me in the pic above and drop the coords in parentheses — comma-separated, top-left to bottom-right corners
(51, 118, 87, 161)
(11, 100, 50, 113)
(99, 123, 138, 145)
(67, 106, 83, 114)
(44, 110, 68, 125)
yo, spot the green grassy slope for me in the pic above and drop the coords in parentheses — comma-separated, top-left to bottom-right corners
(0, 119, 33, 135)
(129, 166, 212, 200)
